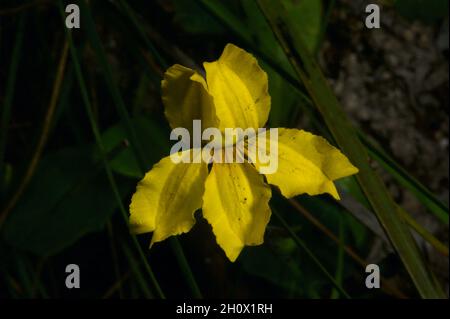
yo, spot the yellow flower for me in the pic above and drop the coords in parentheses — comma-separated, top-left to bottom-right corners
(129, 44, 358, 262)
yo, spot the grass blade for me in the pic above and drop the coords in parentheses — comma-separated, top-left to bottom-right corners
(257, 0, 445, 298)
(397, 206, 448, 257)
(121, 242, 153, 298)
(79, 0, 147, 170)
(360, 133, 449, 225)
(59, 0, 165, 298)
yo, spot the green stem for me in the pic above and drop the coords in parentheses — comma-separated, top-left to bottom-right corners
(330, 216, 345, 299)
(59, 0, 164, 299)
(170, 238, 202, 298)
(79, 0, 147, 171)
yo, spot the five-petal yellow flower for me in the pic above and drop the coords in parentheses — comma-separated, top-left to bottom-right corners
(129, 44, 358, 262)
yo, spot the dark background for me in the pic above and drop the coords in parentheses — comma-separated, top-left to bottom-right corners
(0, 0, 448, 299)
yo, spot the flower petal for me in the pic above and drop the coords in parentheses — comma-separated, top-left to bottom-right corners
(162, 64, 217, 131)
(250, 128, 359, 200)
(202, 162, 272, 262)
(129, 150, 208, 245)
(203, 43, 271, 130)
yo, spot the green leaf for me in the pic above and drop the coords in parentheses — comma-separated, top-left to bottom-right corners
(101, 117, 169, 179)
(281, 0, 322, 52)
(3, 147, 133, 255)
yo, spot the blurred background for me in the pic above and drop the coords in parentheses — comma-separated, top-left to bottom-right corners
(0, 0, 448, 299)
